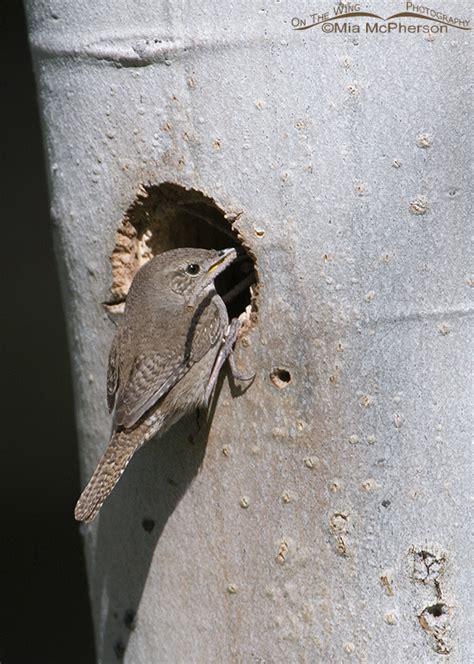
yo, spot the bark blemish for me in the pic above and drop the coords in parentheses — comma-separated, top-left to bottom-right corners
(276, 541, 289, 564)
(380, 572, 394, 596)
(304, 456, 319, 470)
(417, 133, 432, 148)
(418, 603, 452, 655)
(438, 321, 451, 336)
(411, 548, 446, 588)
(384, 612, 398, 625)
(409, 196, 429, 215)
(329, 511, 350, 557)
(411, 547, 452, 653)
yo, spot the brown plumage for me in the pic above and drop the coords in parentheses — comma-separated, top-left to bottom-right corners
(74, 247, 237, 522)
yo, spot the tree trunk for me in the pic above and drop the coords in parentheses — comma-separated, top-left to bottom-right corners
(25, 2, 471, 662)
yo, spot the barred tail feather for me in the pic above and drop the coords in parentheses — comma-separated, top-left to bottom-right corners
(74, 432, 140, 522)
(74, 412, 165, 522)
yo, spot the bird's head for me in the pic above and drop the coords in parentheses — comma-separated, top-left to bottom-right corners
(128, 247, 238, 307)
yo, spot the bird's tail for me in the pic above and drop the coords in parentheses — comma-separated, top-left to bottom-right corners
(74, 413, 165, 523)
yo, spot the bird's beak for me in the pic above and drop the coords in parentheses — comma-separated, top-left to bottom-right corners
(207, 247, 238, 275)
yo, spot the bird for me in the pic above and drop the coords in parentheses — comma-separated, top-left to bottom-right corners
(74, 247, 247, 522)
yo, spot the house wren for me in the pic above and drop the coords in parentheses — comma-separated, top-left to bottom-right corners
(75, 247, 244, 522)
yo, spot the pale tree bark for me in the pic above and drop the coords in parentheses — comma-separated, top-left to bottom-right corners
(25, 1, 472, 662)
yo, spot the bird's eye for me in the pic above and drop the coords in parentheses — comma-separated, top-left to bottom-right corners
(186, 263, 200, 275)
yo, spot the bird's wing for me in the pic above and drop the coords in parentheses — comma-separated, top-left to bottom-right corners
(106, 333, 121, 413)
(114, 351, 188, 428)
(113, 298, 225, 429)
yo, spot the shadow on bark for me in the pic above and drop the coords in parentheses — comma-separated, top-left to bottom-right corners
(91, 386, 220, 660)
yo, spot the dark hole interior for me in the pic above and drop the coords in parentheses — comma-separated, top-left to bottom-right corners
(273, 368, 291, 384)
(116, 182, 257, 323)
(426, 603, 446, 618)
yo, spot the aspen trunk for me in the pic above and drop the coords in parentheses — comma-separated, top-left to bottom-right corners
(25, 1, 472, 662)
